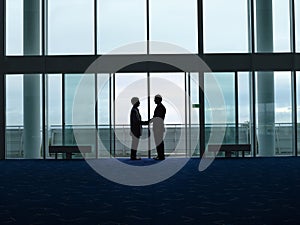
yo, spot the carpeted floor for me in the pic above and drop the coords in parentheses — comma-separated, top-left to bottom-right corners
(0, 157, 300, 225)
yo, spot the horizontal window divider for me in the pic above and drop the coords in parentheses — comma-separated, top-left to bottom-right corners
(1, 53, 300, 74)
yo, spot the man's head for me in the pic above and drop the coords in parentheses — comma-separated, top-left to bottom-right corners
(131, 97, 140, 107)
(154, 94, 162, 104)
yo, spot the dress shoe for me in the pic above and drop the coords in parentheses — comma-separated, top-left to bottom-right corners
(153, 156, 165, 160)
(130, 157, 141, 160)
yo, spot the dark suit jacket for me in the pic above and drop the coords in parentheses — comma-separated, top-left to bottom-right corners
(130, 107, 148, 138)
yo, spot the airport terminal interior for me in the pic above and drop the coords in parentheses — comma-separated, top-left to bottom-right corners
(0, 0, 300, 224)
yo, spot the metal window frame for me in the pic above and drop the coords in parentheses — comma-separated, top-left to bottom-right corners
(1, 0, 300, 159)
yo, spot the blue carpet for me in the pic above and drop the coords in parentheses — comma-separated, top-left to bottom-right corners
(0, 157, 300, 225)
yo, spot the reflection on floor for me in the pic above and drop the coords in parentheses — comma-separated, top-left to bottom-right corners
(0, 157, 299, 224)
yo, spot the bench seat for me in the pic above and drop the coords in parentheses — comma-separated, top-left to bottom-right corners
(208, 144, 251, 157)
(49, 145, 92, 159)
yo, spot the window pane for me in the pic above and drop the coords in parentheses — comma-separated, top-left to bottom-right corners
(256, 72, 275, 156)
(65, 74, 96, 158)
(205, 73, 235, 124)
(5, 0, 23, 55)
(97, 74, 111, 157)
(204, 73, 235, 158)
(6, 0, 42, 55)
(255, 71, 293, 156)
(6, 75, 24, 158)
(274, 72, 292, 155)
(238, 72, 251, 152)
(150, 0, 198, 54)
(98, 0, 146, 54)
(255, 0, 291, 53)
(296, 0, 300, 52)
(203, 0, 249, 53)
(115, 73, 148, 157)
(150, 73, 185, 125)
(47, 0, 94, 55)
(65, 74, 95, 126)
(150, 73, 185, 157)
(46, 74, 63, 158)
(6, 74, 42, 159)
(272, 0, 291, 52)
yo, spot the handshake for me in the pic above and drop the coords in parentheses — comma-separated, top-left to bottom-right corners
(130, 95, 166, 160)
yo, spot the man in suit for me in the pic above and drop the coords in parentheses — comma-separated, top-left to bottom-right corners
(151, 94, 166, 160)
(130, 97, 148, 160)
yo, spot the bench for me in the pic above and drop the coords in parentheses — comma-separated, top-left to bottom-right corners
(207, 144, 251, 158)
(49, 146, 92, 159)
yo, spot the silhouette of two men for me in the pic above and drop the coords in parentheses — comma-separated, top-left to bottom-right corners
(130, 95, 166, 160)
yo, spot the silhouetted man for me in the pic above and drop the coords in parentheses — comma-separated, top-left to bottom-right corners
(130, 97, 148, 160)
(151, 94, 166, 160)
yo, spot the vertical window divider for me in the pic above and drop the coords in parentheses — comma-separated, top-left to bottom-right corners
(109, 73, 112, 157)
(184, 73, 188, 156)
(0, 74, 4, 160)
(290, 0, 297, 156)
(0, 0, 5, 159)
(290, 0, 296, 53)
(94, 0, 97, 55)
(113, 73, 116, 157)
(248, 0, 254, 53)
(188, 72, 192, 157)
(147, 72, 151, 158)
(44, 0, 48, 55)
(198, 0, 205, 158)
(197, 0, 204, 55)
(95, 73, 98, 158)
(62, 73, 65, 147)
(199, 72, 205, 158)
(250, 71, 257, 157)
(235, 72, 239, 146)
(42, 73, 46, 159)
(146, 0, 150, 54)
(292, 71, 297, 156)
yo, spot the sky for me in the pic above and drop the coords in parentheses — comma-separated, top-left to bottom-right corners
(4, 0, 300, 126)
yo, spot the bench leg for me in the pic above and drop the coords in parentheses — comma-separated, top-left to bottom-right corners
(225, 151, 231, 158)
(66, 153, 72, 160)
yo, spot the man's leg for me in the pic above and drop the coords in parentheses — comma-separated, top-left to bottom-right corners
(157, 138, 165, 159)
(131, 136, 140, 160)
(154, 132, 165, 160)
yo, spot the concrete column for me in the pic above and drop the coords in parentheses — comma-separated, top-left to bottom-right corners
(23, 0, 41, 158)
(256, 0, 275, 156)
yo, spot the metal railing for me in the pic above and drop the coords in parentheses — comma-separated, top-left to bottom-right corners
(4, 123, 300, 158)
